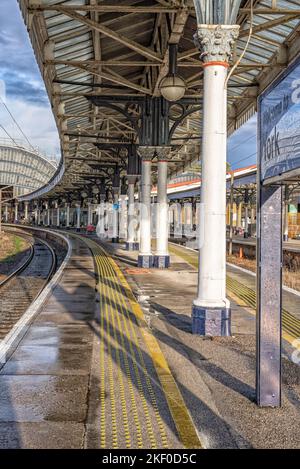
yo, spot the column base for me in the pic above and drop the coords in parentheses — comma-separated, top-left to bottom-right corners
(283, 234, 289, 242)
(125, 242, 139, 251)
(153, 255, 170, 268)
(138, 255, 153, 268)
(192, 305, 231, 336)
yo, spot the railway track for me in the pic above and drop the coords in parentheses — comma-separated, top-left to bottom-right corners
(0, 232, 57, 339)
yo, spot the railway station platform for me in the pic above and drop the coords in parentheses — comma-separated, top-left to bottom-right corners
(0, 229, 300, 449)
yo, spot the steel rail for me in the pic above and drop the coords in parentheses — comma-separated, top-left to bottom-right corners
(0, 234, 34, 289)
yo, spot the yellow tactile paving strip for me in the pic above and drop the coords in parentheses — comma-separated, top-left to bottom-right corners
(169, 243, 300, 344)
(77, 235, 202, 449)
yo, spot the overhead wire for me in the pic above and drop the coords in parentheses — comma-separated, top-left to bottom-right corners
(0, 123, 26, 150)
(225, 0, 254, 88)
(0, 95, 36, 152)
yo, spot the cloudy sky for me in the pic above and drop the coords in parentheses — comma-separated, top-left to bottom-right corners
(0, 0, 257, 169)
(227, 114, 257, 169)
(0, 0, 60, 159)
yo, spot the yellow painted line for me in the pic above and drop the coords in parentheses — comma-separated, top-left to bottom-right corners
(100, 256, 131, 448)
(104, 249, 203, 449)
(97, 254, 118, 448)
(80, 236, 202, 449)
(170, 243, 300, 346)
(100, 254, 156, 448)
(84, 240, 157, 448)
(100, 255, 144, 448)
(99, 266, 106, 448)
(104, 255, 168, 448)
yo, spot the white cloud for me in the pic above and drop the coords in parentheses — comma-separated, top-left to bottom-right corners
(0, 0, 60, 161)
(0, 98, 60, 159)
(227, 114, 257, 169)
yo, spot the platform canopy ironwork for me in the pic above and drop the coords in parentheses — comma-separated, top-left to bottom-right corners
(17, 0, 300, 202)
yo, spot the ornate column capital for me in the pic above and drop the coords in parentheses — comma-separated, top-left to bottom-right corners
(155, 146, 172, 162)
(138, 146, 156, 161)
(194, 24, 239, 64)
(138, 146, 171, 161)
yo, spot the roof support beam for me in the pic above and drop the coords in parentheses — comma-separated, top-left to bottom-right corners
(52, 60, 152, 95)
(58, 8, 163, 62)
(28, 5, 179, 14)
(240, 8, 300, 15)
(239, 14, 299, 38)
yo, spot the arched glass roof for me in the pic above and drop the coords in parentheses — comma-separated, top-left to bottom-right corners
(0, 142, 56, 197)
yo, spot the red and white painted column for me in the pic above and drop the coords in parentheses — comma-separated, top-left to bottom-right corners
(192, 25, 239, 336)
(154, 147, 171, 268)
(126, 176, 139, 251)
(138, 147, 154, 268)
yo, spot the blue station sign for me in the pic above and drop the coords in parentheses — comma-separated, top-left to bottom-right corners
(259, 56, 300, 182)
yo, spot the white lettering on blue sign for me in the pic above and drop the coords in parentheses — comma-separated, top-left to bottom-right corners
(259, 59, 300, 181)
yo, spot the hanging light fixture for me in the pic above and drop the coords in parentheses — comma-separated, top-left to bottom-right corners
(160, 44, 186, 102)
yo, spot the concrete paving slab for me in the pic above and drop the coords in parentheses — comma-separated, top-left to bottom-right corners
(0, 422, 85, 449)
(0, 375, 89, 422)
(104, 240, 300, 449)
(1, 344, 92, 375)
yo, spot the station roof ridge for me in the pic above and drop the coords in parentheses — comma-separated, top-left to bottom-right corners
(16, 0, 300, 201)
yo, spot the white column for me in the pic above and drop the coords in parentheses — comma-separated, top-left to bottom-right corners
(76, 206, 80, 231)
(119, 194, 127, 240)
(138, 149, 153, 267)
(126, 176, 138, 250)
(244, 205, 249, 237)
(154, 149, 171, 268)
(237, 201, 242, 229)
(14, 202, 18, 223)
(250, 206, 256, 235)
(283, 202, 289, 242)
(183, 203, 194, 239)
(112, 190, 119, 242)
(87, 202, 92, 225)
(66, 204, 70, 228)
(4, 204, 8, 223)
(37, 208, 41, 225)
(47, 206, 50, 226)
(76, 206, 81, 231)
(192, 24, 239, 336)
(57, 206, 60, 228)
(136, 179, 141, 247)
(24, 201, 29, 221)
(97, 195, 106, 239)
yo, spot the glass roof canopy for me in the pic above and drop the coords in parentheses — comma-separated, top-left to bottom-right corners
(17, 0, 300, 202)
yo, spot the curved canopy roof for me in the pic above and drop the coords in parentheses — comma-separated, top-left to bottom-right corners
(17, 0, 300, 202)
(0, 141, 56, 197)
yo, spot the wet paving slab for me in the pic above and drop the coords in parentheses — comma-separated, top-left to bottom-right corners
(0, 375, 89, 422)
(35, 312, 95, 325)
(1, 344, 93, 376)
(19, 324, 93, 347)
(105, 241, 300, 449)
(0, 422, 85, 449)
(0, 236, 96, 448)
